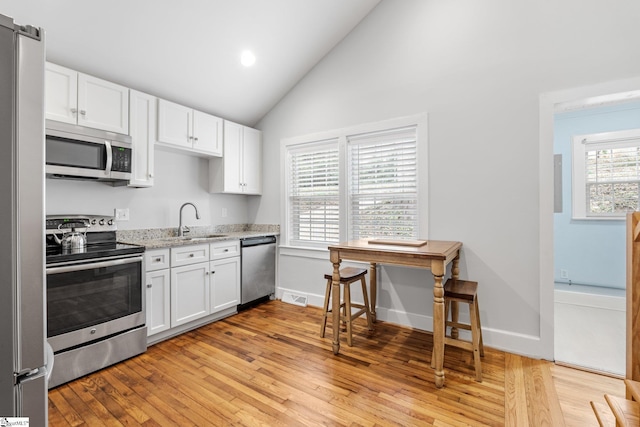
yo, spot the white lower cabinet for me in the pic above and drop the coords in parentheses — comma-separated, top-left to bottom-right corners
(210, 256, 240, 312)
(145, 249, 171, 337)
(144, 241, 240, 339)
(146, 268, 170, 336)
(171, 262, 210, 326)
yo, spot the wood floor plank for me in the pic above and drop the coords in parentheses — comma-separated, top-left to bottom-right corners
(505, 352, 530, 426)
(47, 300, 625, 426)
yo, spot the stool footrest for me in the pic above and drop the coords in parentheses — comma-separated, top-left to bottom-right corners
(446, 321, 472, 331)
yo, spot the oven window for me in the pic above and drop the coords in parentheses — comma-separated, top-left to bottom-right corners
(47, 260, 142, 337)
(46, 135, 106, 170)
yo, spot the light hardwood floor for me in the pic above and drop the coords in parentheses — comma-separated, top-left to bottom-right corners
(48, 300, 624, 426)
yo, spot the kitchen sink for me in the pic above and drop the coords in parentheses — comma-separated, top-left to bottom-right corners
(182, 234, 227, 241)
(154, 234, 227, 243)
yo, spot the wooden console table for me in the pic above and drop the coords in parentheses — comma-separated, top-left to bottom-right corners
(327, 239, 462, 388)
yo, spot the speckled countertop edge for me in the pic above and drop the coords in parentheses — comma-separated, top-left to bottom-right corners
(117, 224, 279, 249)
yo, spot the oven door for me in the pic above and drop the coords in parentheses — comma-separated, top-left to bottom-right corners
(46, 254, 145, 353)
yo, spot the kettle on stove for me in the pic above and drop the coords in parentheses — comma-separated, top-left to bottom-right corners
(52, 223, 88, 251)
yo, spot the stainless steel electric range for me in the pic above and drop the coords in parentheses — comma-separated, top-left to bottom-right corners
(45, 214, 147, 388)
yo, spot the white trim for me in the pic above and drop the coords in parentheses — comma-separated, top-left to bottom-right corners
(539, 75, 640, 361)
(571, 128, 640, 219)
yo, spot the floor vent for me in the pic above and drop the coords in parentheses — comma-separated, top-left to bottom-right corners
(281, 292, 308, 307)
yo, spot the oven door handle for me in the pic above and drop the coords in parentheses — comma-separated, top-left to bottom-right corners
(46, 255, 143, 275)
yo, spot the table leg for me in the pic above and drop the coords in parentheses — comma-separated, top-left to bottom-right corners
(369, 262, 377, 322)
(432, 260, 446, 388)
(330, 250, 342, 355)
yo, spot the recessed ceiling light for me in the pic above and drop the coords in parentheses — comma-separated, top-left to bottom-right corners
(240, 50, 256, 67)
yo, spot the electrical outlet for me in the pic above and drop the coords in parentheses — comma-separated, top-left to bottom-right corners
(115, 208, 130, 221)
(221, 208, 228, 218)
(560, 269, 569, 279)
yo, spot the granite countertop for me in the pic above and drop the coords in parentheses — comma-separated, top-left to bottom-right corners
(117, 224, 279, 249)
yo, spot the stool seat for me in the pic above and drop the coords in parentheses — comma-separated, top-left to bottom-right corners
(432, 279, 484, 381)
(443, 279, 477, 302)
(323, 267, 367, 282)
(320, 267, 373, 346)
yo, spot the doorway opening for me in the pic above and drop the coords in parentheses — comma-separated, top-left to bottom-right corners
(540, 80, 640, 375)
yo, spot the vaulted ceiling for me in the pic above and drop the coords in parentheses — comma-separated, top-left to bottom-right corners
(2, 0, 380, 126)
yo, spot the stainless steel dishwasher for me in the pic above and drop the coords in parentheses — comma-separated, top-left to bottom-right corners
(240, 235, 276, 309)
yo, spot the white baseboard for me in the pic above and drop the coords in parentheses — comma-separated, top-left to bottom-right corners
(275, 287, 545, 359)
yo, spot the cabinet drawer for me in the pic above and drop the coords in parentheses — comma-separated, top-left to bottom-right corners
(146, 248, 170, 271)
(171, 244, 209, 267)
(210, 240, 240, 260)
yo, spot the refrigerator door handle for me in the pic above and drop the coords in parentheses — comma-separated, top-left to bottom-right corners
(14, 366, 46, 386)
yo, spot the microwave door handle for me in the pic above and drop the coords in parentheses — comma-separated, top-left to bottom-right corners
(104, 140, 112, 176)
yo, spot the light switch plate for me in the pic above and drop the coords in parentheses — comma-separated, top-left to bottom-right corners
(115, 208, 130, 221)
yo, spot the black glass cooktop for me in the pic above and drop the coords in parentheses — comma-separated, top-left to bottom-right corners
(45, 229, 145, 265)
(45, 241, 145, 265)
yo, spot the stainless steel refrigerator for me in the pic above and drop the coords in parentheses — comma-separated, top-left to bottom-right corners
(0, 13, 48, 426)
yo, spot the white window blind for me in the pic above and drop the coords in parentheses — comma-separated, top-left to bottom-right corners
(348, 126, 418, 239)
(572, 129, 640, 218)
(288, 140, 340, 245)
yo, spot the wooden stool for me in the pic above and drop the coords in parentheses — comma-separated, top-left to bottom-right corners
(319, 267, 373, 346)
(431, 279, 484, 381)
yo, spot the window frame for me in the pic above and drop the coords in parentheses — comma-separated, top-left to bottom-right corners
(572, 128, 640, 220)
(280, 113, 428, 250)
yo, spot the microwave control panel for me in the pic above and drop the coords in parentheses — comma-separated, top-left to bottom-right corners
(111, 146, 132, 172)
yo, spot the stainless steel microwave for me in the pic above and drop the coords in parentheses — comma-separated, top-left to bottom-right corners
(45, 120, 132, 183)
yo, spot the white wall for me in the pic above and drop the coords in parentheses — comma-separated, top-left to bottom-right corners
(47, 148, 250, 230)
(256, 0, 640, 358)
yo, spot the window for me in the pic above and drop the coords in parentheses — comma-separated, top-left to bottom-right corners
(572, 128, 640, 218)
(282, 114, 426, 248)
(287, 140, 339, 246)
(348, 127, 418, 239)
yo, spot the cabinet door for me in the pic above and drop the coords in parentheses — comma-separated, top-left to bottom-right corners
(210, 257, 240, 312)
(128, 90, 156, 187)
(171, 263, 210, 327)
(45, 62, 77, 125)
(157, 99, 193, 148)
(192, 110, 223, 156)
(223, 120, 243, 192)
(242, 127, 262, 195)
(146, 269, 170, 336)
(78, 73, 129, 134)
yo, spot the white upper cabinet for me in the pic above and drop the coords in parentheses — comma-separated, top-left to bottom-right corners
(45, 63, 78, 125)
(157, 99, 222, 157)
(128, 90, 156, 188)
(45, 62, 129, 134)
(209, 120, 262, 195)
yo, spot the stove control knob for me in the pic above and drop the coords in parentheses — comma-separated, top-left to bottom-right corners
(108, 219, 114, 226)
(99, 219, 105, 226)
(91, 219, 97, 225)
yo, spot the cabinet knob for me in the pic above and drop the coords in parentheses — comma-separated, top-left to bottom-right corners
(189, 253, 194, 258)
(205, 271, 209, 275)
(149, 173, 154, 178)
(80, 110, 86, 116)
(70, 108, 77, 114)
(147, 284, 152, 288)
(155, 257, 162, 262)
(194, 137, 199, 142)
(223, 249, 229, 252)
(211, 271, 215, 274)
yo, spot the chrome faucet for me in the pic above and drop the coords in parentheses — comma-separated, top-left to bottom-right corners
(178, 202, 200, 237)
